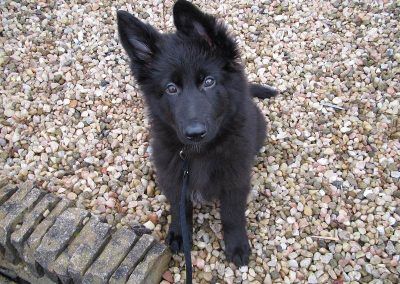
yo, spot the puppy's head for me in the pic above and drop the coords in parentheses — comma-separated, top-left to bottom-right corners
(117, 0, 246, 146)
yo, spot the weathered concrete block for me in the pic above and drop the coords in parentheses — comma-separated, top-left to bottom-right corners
(0, 184, 18, 205)
(11, 194, 59, 256)
(4, 181, 34, 204)
(0, 256, 18, 280)
(50, 216, 111, 284)
(82, 227, 138, 284)
(0, 187, 44, 262)
(0, 181, 171, 284)
(24, 199, 71, 277)
(34, 208, 88, 275)
(0, 253, 57, 284)
(0, 184, 18, 255)
(0, 181, 34, 220)
(110, 234, 155, 284)
(127, 243, 171, 284)
(0, 273, 17, 284)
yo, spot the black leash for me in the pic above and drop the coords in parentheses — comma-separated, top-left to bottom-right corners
(179, 149, 192, 284)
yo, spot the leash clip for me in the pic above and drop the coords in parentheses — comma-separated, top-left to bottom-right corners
(179, 149, 186, 160)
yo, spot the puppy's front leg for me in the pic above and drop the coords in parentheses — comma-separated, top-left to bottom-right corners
(220, 189, 250, 267)
(165, 189, 193, 253)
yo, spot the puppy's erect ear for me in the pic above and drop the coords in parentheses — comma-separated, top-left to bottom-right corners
(173, 0, 239, 60)
(173, 0, 215, 44)
(117, 10, 160, 64)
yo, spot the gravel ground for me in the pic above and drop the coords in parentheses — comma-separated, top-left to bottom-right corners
(1, 0, 399, 283)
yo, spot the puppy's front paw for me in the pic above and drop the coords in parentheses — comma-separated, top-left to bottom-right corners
(166, 229, 193, 254)
(166, 230, 183, 253)
(225, 238, 250, 267)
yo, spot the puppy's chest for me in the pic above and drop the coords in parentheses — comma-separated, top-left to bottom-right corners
(186, 159, 221, 204)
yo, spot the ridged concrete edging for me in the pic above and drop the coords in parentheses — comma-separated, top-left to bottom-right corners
(0, 179, 171, 284)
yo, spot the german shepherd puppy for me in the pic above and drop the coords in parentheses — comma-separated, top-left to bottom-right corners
(117, 0, 277, 266)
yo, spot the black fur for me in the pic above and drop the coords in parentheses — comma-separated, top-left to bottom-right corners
(117, 0, 277, 267)
(249, 83, 279, 99)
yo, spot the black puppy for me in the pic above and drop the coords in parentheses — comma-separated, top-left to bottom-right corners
(117, 0, 277, 266)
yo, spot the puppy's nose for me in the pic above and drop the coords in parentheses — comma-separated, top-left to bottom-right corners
(185, 123, 207, 141)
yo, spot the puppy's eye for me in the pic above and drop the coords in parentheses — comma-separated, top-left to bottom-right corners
(165, 83, 178, 95)
(203, 76, 215, 88)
